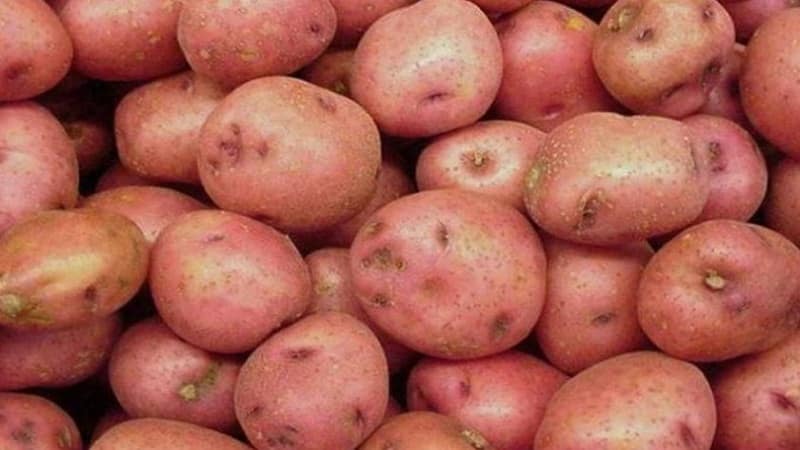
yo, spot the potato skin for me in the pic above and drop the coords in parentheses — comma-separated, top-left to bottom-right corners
(329, 0, 415, 48)
(638, 220, 800, 362)
(0, 0, 73, 101)
(63, 118, 114, 175)
(0, 209, 148, 331)
(724, 0, 799, 41)
(0, 393, 81, 450)
(524, 112, 710, 245)
(177, 0, 336, 89)
(350, 0, 503, 137)
(91, 418, 253, 450)
(95, 161, 154, 192)
(740, 8, 800, 158)
(197, 76, 381, 233)
(350, 189, 547, 360)
(534, 351, 716, 450)
(698, 43, 749, 127)
(150, 210, 311, 354)
(234, 312, 389, 450)
(764, 158, 800, 246)
(712, 331, 800, 450)
(360, 412, 495, 450)
(470, 0, 533, 14)
(300, 49, 354, 97)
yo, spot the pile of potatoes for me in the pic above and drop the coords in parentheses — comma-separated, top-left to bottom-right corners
(2, 0, 800, 449)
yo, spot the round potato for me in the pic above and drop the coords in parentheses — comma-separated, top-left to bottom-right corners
(300, 49, 354, 97)
(0, 392, 81, 450)
(764, 158, 800, 246)
(329, 0, 415, 48)
(698, 43, 749, 128)
(360, 412, 495, 450)
(91, 418, 253, 450)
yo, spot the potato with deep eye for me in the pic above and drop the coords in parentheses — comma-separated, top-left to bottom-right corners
(0, 393, 82, 450)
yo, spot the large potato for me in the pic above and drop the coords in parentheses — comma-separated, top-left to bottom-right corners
(329, 0, 415, 48)
(235, 312, 389, 450)
(638, 220, 800, 362)
(0, 209, 148, 331)
(764, 158, 800, 246)
(91, 418, 253, 450)
(350, 0, 502, 137)
(360, 412, 495, 450)
(350, 189, 547, 359)
(197, 76, 381, 234)
(0, 392, 81, 450)
(524, 112, 710, 245)
(534, 351, 716, 450)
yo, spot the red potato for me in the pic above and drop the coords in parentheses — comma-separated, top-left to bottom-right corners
(698, 43, 749, 128)
(235, 312, 389, 450)
(494, 1, 619, 132)
(535, 237, 653, 374)
(0, 0, 73, 102)
(91, 418, 253, 450)
(740, 8, 800, 158)
(360, 412, 495, 450)
(63, 118, 114, 175)
(638, 220, 800, 362)
(350, 0, 503, 138)
(764, 158, 800, 246)
(407, 351, 568, 450)
(95, 161, 155, 191)
(0, 393, 81, 450)
(109, 318, 240, 432)
(91, 407, 130, 443)
(350, 189, 547, 360)
(177, 0, 336, 89)
(415, 120, 545, 211)
(724, 0, 800, 41)
(329, 0, 415, 48)
(300, 49, 354, 97)
(150, 210, 312, 354)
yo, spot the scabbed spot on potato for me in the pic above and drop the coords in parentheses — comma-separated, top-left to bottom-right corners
(0, 294, 49, 325)
(609, 4, 640, 32)
(362, 248, 406, 271)
(178, 362, 221, 401)
(703, 270, 726, 291)
(461, 428, 490, 449)
(370, 294, 393, 308)
(285, 347, 316, 360)
(491, 313, 512, 340)
(575, 190, 604, 232)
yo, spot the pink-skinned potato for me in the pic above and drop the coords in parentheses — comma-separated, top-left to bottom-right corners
(235, 312, 389, 450)
(0, 209, 148, 331)
(300, 49, 354, 97)
(698, 43, 749, 128)
(91, 418, 253, 450)
(407, 351, 568, 450)
(91, 407, 131, 443)
(724, 0, 800, 41)
(350, 189, 547, 360)
(0, 392, 81, 450)
(764, 158, 800, 246)
(360, 412, 495, 450)
(329, 0, 415, 48)
(0, 314, 121, 390)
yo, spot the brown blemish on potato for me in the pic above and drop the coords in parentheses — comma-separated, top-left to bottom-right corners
(218, 123, 243, 165)
(608, 5, 639, 32)
(704, 270, 726, 291)
(679, 422, 697, 448)
(4, 62, 31, 81)
(461, 429, 489, 449)
(316, 95, 337, 113)
(592, 312, 617, 325)
(361, 247, 406, 271)
(370, 294, 393, 308)
(636, 28, 654, 41)
(0, 294, 51, 325)
(351, 407, 366, 430)
(205, 233, 225, 243)
(332, 79, 349, 96)
(308, 22, 322, 34)
(575, 190, 603, 231)
(420, 91, 453, 106)
(285, 347, 316, 360)
(11, 420, 34, 443)
(57, 427, 73, 449)
(84, 285, 99, 312)
(178, 361, 221, 401)
(491, 313, 512, 340)
(436, 223, 449, 248)
(708, 142, 725, 172)
(421, 277, 444, 297)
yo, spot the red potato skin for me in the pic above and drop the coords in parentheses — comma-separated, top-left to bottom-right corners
(469, 0, 533, 14)
(91, 418, 254, 450)
(329, 0, 415, 48)
(63, 118, 114, 175)
(0, 393, 81, 450)
(764, 158, 800, 246)
(360, 412, 496, 450)
(0, 0, 73, 102)
(494, 2, 620, 132)
(91, 408, 131, 443)
(407, 351, 568, 450)
(724, 0, 800, 41)
(300, 49, 354, 97)
(698, 43, 749, 128)
(95, 161, 155, 191)
(535, 238, 653, 374)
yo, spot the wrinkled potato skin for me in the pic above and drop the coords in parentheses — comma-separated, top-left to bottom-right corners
(698, 43, 749, 128)
(300, 49, 355, 97)
(329, 0, 415, 48)
(0, 392, 81, 450)
(764, 158, 800, 246)
(360, 412, 496, 450)
(91, 418, 254, 450)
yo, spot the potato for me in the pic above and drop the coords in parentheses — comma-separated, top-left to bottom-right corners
(109, 318, 240, 432)
(0, 314, 121, 390)
(360, 412, 495, 450)
(350, 0, 503, 137)
(0, 102, 79, 235)
(724, 0, 798, 41)
(177, 0, 336, 89)
(407, 351, 568, 450)
(62, 118, 114, 175)
(535, 237, 652, 374)
(534, 351, 716, 449)
(638, 220, 800, 362)
(416, 120, 545, 211)
(91, 407, 130, 443)
(234, 312, 388, 450)
(82, 186, 206, 246)
(91, 418, 253, 450)
(329, 0, 415, 48)
(698, 43, 750, 128)
(0, 209, 148, 331)
(493, 2, 619, 132)
(740, 8, 800, 158)
(524, 112, 710, 246)
(0, 393, 81, 450)
(712, 331, 800, 449)
(300, 49, 354, 97)
(95, 161, 153, 192)
(0, 0, 72, 101)
(59, 0, 186, 81)
(197, 76, 381, 234)
(150, 210, 311, 354)
(350, 189, 547, 359)
(116, 71, 226, 184)
(593, 0, 735, 117)
(764, 158, 800, 246)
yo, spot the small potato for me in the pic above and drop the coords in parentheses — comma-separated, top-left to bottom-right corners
(415, 120, 545, 211)
(0, 314, 121, 390)
(638, 220, 800, 362)
(350, 0, 503, 137)
(0, 209, 148, 331)
(115, 71, 226, 184)
(698, 43, 749, 128)
(712, 331, 800, 449)
(177, 0, 336, 89)
(150, 210, 311, 354)
(329, 0, 415, 48)
(109, 318, 240, 432)
(91, 407, 130, 443)
(764, 158, 800, 246)
(197, 76, 381, 234)
(360, 412, 495, 450)
(407, 351, 568, 450)
(82, 186, 207, 246)
(59, 0, 186, 81)
(350, 189, 547, 360)
(300, 49, 354, 97)
(534, 351, 716, 450)
(494, 2, 619, 132)
(593, 0, 735, 117)
(524, 112, 710, 245)
(63, 118, 114, 175)
(0, 0, 73, 101)
(724, 0, 799, 41)
(91, 418, 253, 450)
(535, 237, 652, 374)
(0, 392, 81, 450)
(95, 161, 155, 192)
(235, 312, 389, 450)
